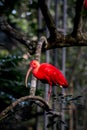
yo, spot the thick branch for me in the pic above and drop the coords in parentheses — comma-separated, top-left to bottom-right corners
(29, 36, 47, 96)
(0, 17, 87, 55)
(0, 95, 61, 121)
(0, 96, 51, 120)
(0, 17, 36, 54)
(38, 0, 60, 39)
(72, 0, 84, 37)
(47, 32, 87, 49)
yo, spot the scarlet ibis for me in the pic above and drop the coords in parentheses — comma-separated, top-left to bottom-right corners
(25, 60, 68, 101)
(84, 0, 87, 9)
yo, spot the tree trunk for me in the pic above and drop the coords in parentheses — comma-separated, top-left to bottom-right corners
(83, 88, 87, 130)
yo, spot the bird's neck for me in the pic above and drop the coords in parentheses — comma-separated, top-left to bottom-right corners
(32, 66, 40, 77)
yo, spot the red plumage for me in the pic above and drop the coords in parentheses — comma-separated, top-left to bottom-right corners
(25, 60, 68, 101)
(33, 63, 68, 87)
(84, 0, 87, 9)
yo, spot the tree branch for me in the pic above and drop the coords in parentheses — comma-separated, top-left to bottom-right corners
(0, 14, 87, 56)
(0, 16, 36, 54)
(0, 96, 50, 119)
(47, 32, 87, 49)
(0, 17, 30, 48)
(29, 36, 47, 96)
(38, 0, 60, 39)
(72, 0, 84, 37)
(0, 95, 61, 120)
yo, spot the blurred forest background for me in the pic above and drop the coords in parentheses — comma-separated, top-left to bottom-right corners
(0, 0, 87, 130)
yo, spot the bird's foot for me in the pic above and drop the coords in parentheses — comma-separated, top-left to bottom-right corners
(48, 86, 52, 101)
(47, 91, 51, 102)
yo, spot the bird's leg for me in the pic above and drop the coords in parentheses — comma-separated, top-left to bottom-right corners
(48, 85, 52, 102)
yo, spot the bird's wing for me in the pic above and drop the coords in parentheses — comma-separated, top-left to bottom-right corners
(39, 63, 68, 87)
(38, 63, 60, 82)
(38, 63, 55, 82)
(39, 63, 61, 76)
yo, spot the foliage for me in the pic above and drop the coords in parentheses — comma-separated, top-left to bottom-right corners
(0, 53, 30, 111)
(8, 0, 38, 36)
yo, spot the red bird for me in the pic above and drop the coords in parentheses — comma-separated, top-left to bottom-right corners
(84, 0, 87, 9)
(25, 60, 68, 101)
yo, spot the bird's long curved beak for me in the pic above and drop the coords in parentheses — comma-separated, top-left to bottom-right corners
(25, 67, 32, 87)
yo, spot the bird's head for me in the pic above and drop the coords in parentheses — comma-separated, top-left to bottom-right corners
(30, 60, 40, 69)
(25, 60, 40, 87)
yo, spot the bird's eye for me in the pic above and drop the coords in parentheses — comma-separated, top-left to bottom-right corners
(33, 63, 36, 66)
